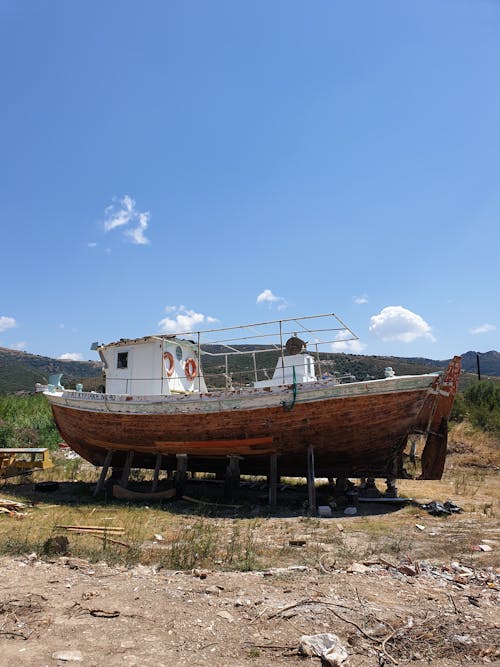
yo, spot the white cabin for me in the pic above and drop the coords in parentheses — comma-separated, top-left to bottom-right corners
(253, 353, 317, 389)
(99, 336, 207, 395)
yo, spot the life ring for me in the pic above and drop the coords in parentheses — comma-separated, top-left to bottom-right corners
(163, 351, 175, 377)
(184, 357, 197, 381)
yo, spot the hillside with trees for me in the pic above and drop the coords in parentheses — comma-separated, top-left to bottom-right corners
(0, 347, 101, 394)
(1, 345, 499, 394)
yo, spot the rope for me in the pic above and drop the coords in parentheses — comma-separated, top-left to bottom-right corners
(282, 366, 297, 411)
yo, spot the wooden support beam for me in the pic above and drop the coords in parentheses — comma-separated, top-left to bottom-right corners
(151, 453, 162, 492)
(385, 477, 398, 498)
(224, 455, 241, 502)
(93, 450, 113, 497)
(268, 453, 278, 507)
(307, 445, 316, 516)
(120, 451, 134, 489)
(175, 454, 188, 497)
(333, 476, 347, 498)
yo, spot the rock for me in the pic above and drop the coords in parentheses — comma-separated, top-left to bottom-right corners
(344, 506, 357, 515)
(52, 650, 83, 661)
(318, 505, 333, 518)
(347, 562, 369, 574)
(300, 633, 348, 666)
(216, 610, 234, 622)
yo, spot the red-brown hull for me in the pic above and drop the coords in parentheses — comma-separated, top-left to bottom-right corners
(51, 386, 435, 478)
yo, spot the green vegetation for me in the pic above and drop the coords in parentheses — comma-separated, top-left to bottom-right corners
(0, 346, 101, 393)
(451, 380, 500, 434)
(0, 393, 60, 449)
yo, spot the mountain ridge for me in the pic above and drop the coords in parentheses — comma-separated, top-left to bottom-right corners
(1, 346, 498, 393)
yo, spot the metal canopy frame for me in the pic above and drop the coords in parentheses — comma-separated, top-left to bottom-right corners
(154, 312, 358, 358)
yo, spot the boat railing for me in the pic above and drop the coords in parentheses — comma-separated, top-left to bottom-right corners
(96, 313, 360, 394)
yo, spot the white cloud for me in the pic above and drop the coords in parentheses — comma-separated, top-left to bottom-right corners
(369, 306, 436, 343)
(87, 242, 97, 248)
(9, 341, 27, 351)
(0, 316, 16, 333)
(125, 211, 150, 245)
(158, 305, 218, 334)
(103, 195, 151, 245)
(256, 289, 288, 310)
(469, 323, 496, 335)
(58, 353, 84, 361)
(331, 330, 367, 353)
(353, 294, 368, 305)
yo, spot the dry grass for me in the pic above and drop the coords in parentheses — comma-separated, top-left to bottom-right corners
(0, 420, 498, 571)
(448, 421, 500, 468)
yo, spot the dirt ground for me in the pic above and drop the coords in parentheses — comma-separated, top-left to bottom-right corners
(0, 426, 499, 666)
(0, 548, 498, 667)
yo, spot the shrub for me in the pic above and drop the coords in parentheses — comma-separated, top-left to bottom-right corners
(0, 394, 60, 449)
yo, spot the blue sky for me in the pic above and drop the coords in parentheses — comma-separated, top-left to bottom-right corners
(1, 0, 498, 362)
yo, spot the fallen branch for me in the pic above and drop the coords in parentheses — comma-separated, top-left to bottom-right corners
(181, 495, 242, 509)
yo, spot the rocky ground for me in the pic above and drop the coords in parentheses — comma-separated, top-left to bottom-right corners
(0, 542, 498, 666)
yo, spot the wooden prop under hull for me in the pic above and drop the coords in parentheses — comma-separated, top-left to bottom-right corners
(112, 484, 176, 501)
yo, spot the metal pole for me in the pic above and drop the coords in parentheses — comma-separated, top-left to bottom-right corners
(307, 445, 317, 516)
(268, 453, 278, 507)
(279, 319, 285, 384)
(197, 331, 202, 392)
(476, 353, 481, 381)
(315, 342, 321, 377)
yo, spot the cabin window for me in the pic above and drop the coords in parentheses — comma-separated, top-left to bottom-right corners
(117, 352, 128, 369)
(175, 345, 183, 361)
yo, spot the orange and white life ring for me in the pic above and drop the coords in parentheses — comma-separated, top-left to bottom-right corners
(163, 351, 175, 377)
(184, 357, 197, 381)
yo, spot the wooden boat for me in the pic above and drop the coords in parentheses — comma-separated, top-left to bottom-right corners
(44, 313, 461, 486)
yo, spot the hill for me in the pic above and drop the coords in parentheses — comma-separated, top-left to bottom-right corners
(0, 347, 101, 394)
(1, 345, 498, 394)
(407, 350, 500, 377)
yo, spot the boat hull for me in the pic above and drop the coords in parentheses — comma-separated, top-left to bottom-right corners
(47, 371, 454, 479)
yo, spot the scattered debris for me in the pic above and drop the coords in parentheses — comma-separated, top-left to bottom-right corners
(347, 562, 369, 574)
(289, 539, 306, 547)
(0, 498, 30, 516)
(299, 633, 348, 666)
(68, 602, 120, 618)
(216, 610, 234, 622)
(417, 499, 464, 516)
(56, 524, 124, 535)
(181, 495, 242, 509)
(415, 524, 425, 531)
(52, 650, 83, 662)
(475, 544, 493, 552)
(318, 505, 333, 517)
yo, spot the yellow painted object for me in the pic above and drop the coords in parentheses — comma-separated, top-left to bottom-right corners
(0, 448, 53, 478)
